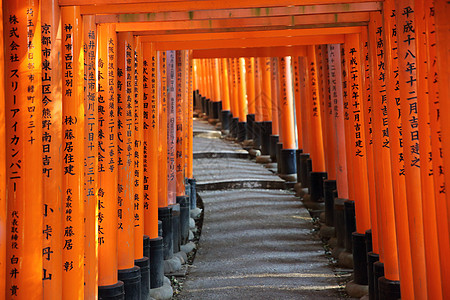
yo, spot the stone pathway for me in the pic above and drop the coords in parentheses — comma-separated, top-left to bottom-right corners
(178, 120, 345, 299)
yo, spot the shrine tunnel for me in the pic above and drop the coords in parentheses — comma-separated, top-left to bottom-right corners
(0, 0, 449, 299)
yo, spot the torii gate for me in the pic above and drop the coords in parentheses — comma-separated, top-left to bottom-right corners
(0, 0, 449, 300)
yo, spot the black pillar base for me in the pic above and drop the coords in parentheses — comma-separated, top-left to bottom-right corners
(158, 220, 162, 237)
(324, 180, 337, 226)
(378, 276, 400, 300)
(237, 122, 247, 142)
(205, 98, 210, 116)
(367, 252, 379, 300)
(185, 179, 191, 201)
(365, 229, 373, 252)
(149, 237, 164, 289)
(276, 142, 283, 174)
(200, 96, 206, 114)
(305, 158, 313, 189)
(193, 90, 198, 109)
(254, 121, 263, 149)
(170, 203, 181, 253)
(143, 235, 150, 259)
(269, 135, 279, 162)
(352, 232, 368, 285)
(310, 172, 328, 202)
(299, 153, 310, 186)
(218, 101, 223, 122)
(99, 281, 125, 300)
(188, 178, 197, 210)
(344, 200, 356, 252)
(158, 206, 173, 260)
(246, 114, 255, 140)
(295, 149, 303, 183)
(334, 198, 347, 249)
(118, 266, 141, 300)
(261, 121, 272, 155)
(135, 257, 150, 300)
(374, 261, 385, 299)
(208, 100, 213, 119)
(231, 117, 239, 137)
(177, 195, 190, 245)
(280, 149, 296, 175)
(221, 110, 231, 130)
(211, 101, 221, 119)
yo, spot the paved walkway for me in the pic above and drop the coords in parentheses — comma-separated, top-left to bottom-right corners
(178, 120, 344, 299)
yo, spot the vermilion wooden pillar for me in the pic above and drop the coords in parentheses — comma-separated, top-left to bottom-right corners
(42, 0, 63, 298)
(134, 35, 149, 300)
(254, 57, 263, 147)
(220, 58, 232, 130)
(97, 23, 123, 296)
(383, 0, 414, 297)
(134, 36, 144, 260)
(270, 57, 280, 161)
(344, 34, 371, 235)
(426, 1, 450, 297)
(320, 46, 338, 180)
(317, 45, 340, 224)
(211, 58, 221, 120)
(341, 39, 355, 205)
(246, 58, 256, 117)
(183, 51, 191, 179)
(292, 57, 303, 152)
(142, 42, 159, 240)
(245, 57, 256, 140)
(360, 28, 380, 258)
(315, 46, 330, 176)
(306, 46, 326, 173)
(117, 32, 140, 295)
(342, 34, 372, 287)
(205, 59, 213, 118)
(414, 1, 442, 298)
(158, 51, 168, 208)
(276, 58, 283, 149)
(306, 45, 329, 204)
(167, 50, 176, 206)
(327, 45, 348, 199)
(4, 0, 43, 298)
(434, 0, 450, 250)
(297, 57, 310, 155)
(260, 58, 272, 125)
(278, 56, 297, 178)
(187, 52, 194, 181)
(237, 57, 247, 142)
(368, 10, 400, 288)
(197, 59, 206, 112)
(176, 50, 186, 197)
(83, 14, 98, 300)
(61, 6, 85, 299)
(231, 58, 240, 132)
(360, 24, 385, 298)
(157, 50, 174, 261)
(206, 59, 214, 105)
(395, 1, 427, 297)
(0, 2, 5, 298)
(258, 57, 272, 156)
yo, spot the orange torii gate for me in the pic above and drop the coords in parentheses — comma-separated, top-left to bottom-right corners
(0, 0, 449, 300)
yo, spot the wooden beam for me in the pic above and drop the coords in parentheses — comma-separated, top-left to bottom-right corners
(73, 0, 381, 14)
(191, 46, 307, 58)
(132, 22, 367, 35)
(93, 2, 381, 23)
(140, 26, 363, 42)
(115, 12, 370, 32)
(153, 34, 344, 50)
